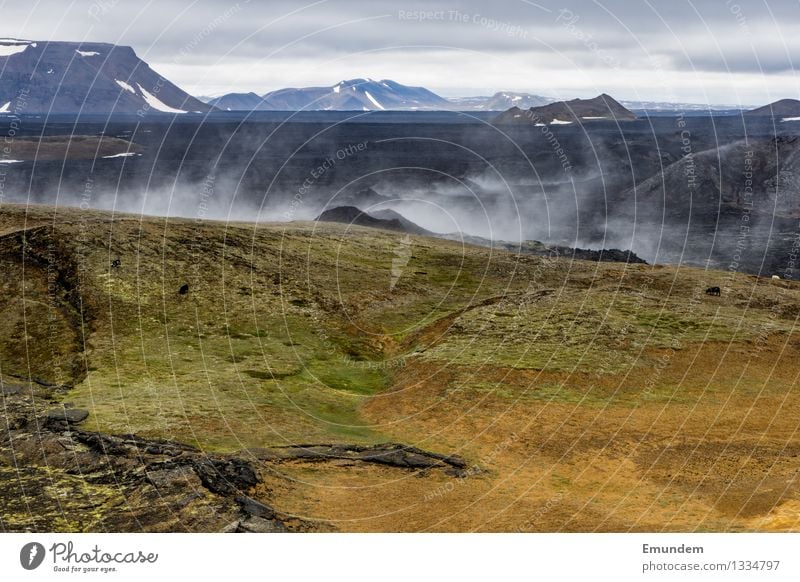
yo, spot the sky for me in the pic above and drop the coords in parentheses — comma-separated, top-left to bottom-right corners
(4, 0, 800, 105)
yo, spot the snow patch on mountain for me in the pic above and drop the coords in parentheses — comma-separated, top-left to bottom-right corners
(102, 152, 142, 159)
(115, 79, 136, 94)
(364, 90, 385, 110)
(136, 83, 187, 114)
(76, 50, 100, 57)
(115, 79, 188, 113)
(0, 43, 31, 57)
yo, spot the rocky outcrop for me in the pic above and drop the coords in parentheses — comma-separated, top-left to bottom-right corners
(440, 233, 647, 265)
(0, 382, 313, 532)
(507, 241, 648, 264)
(253, 443, 472, 477)
(45, 406, 89, 426)
(0, 381, 475, 532)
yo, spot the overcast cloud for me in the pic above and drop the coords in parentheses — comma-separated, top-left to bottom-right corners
(4, 0, 800, 104)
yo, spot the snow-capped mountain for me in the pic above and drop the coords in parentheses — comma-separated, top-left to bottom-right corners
(206, 82, 557, 112)
(448, 92, 552, 110)
(0, 39, 214, 115)
(207, 78, 451, 111)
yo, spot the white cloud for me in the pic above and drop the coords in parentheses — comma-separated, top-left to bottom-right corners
(5, 0, 800, 105)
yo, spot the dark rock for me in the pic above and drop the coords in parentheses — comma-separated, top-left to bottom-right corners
(232, 497, 298, 533)
(74, 432, 197, 457)
(267, 442, 472, 474)
(193, 458, 258, 496)
(45, 407, 89, 425)
(235, 495, 278, 520)
(146, 465, 201, 491)
(509, 242, 647, 264)
(438, 235, 647, 265)
(237, 516, 287, 533)
(0, 389, 318, 532)
(74, 432, 130, 456)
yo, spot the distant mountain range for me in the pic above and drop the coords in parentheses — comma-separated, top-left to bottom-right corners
(204, 82, 757, 114)
(200, 92, 762, 114)
(494, 93, 637, 125)
(204, 81, 554, 112)
(447, 92, 551, 111)
(206, 78, 451, 111)
(0, 38, 791, 116)
(0, 39, 214, 115)
(621, 100, 749, 113)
